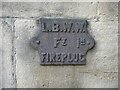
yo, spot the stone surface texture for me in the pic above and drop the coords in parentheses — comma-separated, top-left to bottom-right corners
(0, 2, 118, 88)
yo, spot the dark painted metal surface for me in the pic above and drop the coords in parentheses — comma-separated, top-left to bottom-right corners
(30, 18, 95, 65)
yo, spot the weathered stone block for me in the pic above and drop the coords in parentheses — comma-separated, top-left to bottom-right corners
(2, 18, 16, 88)
(87, 21, 118, 72)
(14, 19, 118, 88)
(99, 2, 118, 21)
(0, 19, 2, 90)
(0, 2, 2, 17)
(2, 2, 98, 19)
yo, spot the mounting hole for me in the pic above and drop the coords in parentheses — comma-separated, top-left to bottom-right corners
(36, 40, 40, 45)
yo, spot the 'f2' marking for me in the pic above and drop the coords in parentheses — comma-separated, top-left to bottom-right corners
(54, 38, 67, 48)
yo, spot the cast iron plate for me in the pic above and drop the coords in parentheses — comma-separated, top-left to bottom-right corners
(30, 18, 95, 65)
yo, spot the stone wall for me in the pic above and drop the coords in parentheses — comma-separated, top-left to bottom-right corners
(0, 2, 118, 88)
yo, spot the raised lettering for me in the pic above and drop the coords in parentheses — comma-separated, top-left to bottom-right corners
(68, 53, 73, 62)
(81, 38, 86, 45)
(74, 53, 79, 62)
(62, 53, 68, 62)
(61, 38, 67, 46)
(41, 53, 47, 62)
(56, 53, 61, 62)
(54, 38, 61, 48)
(52, 23, 60, 32)
(64, 23, 73, 32)
(77, 38, 86, 48)
(76, 22, 85, 33)
(49, 53, 56, 62)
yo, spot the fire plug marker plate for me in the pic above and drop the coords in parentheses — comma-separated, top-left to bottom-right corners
(30, 18, 95, 65)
